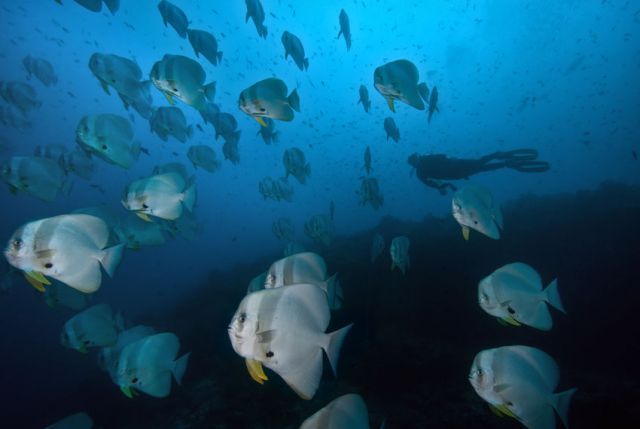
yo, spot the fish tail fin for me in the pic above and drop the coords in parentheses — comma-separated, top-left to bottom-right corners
(325, 273, 344, 310)
(543, 278, 565, 313)
(173, 352, 191, 385)
(304, 58, 309, 70)
(288, 89, 300, 112)
(216, 51, 223, 64)
(203, 81, 216, 101)
(182, 181, 197, 212)
(323, 323, 353, 376)
(365, 100, 371, 112)
(101, 243, 125, 278)
(553, 387, 577, 428)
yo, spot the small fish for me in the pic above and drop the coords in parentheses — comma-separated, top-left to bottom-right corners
(239, 78, 300, 125)
(245, 0, 268, 38)
(373, 59, 427, 112)
(272, 217, 294, 241)
(337, 9, 351, 51)
(187, 29, 223, 66)
(383, 117, 400, 142)
(358, 177, 384, 210)
(281, 31, 309, 71)
(228, 283, 352, 399)
(61, 304, 121, 353)
(264, 252, 343, 310)
(390, 236, 410, 274)
(4, 214, 124, 293)
(150, 107, 193, 143)
(469, 345, 576, 429)
(0, 81, 41, 115)
(256, 117, 279, 144)
(157, 0, 188, 38)
(22, 55, 58, 86)
(358, 85, 371, 113)
(187, 145, 220, 173)
(99, 325, 156, 384)
(1, 156, 70, 202)
(76, 114, 140, 169)
(122, 172, 196, 221)
(283, 147, 311, 184)
(428, 86, 439, 123)
(452, 184, 502, 240)
(116, 332, 190, 398)
(150, 54, 216, 111)
(364, 146, 372, 174)
(479, 262, 565, 330)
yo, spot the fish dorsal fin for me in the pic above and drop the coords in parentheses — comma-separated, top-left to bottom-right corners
(500, 263, 542, 292)
(504, 346, 559, 392)
(64, 214, 110, 249)
(286, 283, 330, 332)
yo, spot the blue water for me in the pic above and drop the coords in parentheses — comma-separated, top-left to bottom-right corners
(0, 1, 639, 428)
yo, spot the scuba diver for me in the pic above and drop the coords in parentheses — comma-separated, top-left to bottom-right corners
(408, 149, 550, 195)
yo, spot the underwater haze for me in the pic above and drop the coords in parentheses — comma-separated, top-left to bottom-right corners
(0, 1, 639, 428)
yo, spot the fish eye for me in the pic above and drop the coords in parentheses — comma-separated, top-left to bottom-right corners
(259, 108, 266, 112)
(142, 203, 149, 209)
(44, 263, 53, 269)
(132, 377, 139, 383)
(481, 293, 488, 302)
(266, 351, 274, 358)
(12, 238, 23, 249)
(507, 306, 516, 315)
(238, 313, 246, 324)
(101, 145, 107, 150)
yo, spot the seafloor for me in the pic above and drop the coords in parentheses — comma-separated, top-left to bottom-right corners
(5, 181, 640, 428)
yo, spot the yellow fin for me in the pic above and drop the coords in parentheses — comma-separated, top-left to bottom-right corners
(254, 116, 267, 127)
(120, 385, 133, 398)
(462, 226, 470, 241)
(489, 404, 505, 417)
(24, 274, 46, 292)
(386, 98, 395, 112)
(245, 358, 268, 384)
(503, 316, 522, 327)
(78, 344, 88, 354)
(163, 92, 175, 105)
(494, 403, 518, 419)
(99, 80, 111, 95)
(136, 212, 153, 222)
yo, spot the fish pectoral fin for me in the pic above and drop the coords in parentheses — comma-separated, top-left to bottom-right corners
(254, 116, 267, 127)
(24, 273, 47, 293)
(245, 358, 268, 384)
(163, 92, 175, 105)
(136, 212, 153, 222)
(493, 403, 518, 419)
(120, 385, 134, 398)
(502, 315, 521, 326)
(489, 404, 506, 417)
(386, 98, 395, 112)
(256, 329, 276, 343)
(99, 80, 111, 95)
(462, 226, 470, 241)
